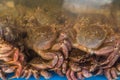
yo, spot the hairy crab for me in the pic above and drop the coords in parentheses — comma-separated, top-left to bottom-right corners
(18, 15, 72, 79)
(73, 13, 120, 69)
(0, 22, 25, 79)
(66, 48, 94, 80)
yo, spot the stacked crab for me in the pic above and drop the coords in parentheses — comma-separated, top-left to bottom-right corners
(0, 13, 120, 80)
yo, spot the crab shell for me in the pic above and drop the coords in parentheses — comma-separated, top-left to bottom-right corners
(25, 25, 57, 51)
(73, 13, 119, 54)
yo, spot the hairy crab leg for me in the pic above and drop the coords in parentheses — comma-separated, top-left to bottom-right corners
(100, 50, 119, 68)
(0, 57, 12, 62)
(0, 70, 6, 80)
(82, 69, 92, 78)
(25, 69, 32, 79)
(104, 69, 113, 80)
(62, 61, 67, 74)
(8, 61, 22, 79)
(111, 68, 117, 79)
(70, 62, 81, 72)
(70, 70, 77, 80)
(66, 69, 72, 80)
(76, 72, 84, 80)
(54, 52, 64, 69)
(0, 49, 14, 57)
(21, 70, 28, 78)
(64, 40, 72, 51)
(32, 70, 39, 79)
(35, 50, 59, 68)
(61, 43, 69, 59)
(55, 69, 64, 76)
(40, 70, 51, 79)
(93, 46, 114, 56)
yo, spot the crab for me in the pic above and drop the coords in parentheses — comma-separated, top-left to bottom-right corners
(0, 37, 24, 79)
(19, 18, 72, 79)
(21, 57, 51, 79)
(73, 13, 120, 69)
(0, 22, 25, 79)
(95, 61, 120, 80)
(66, 48, 95, 80)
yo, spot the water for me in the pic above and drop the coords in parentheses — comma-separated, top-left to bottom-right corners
(0, 0, 120, 80)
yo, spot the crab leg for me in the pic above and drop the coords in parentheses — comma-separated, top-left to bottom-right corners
(32, 70, 39, 79)
(55, 69, 64, 76)
(104, 69, 112, 80)
(54, 52, 64, 69)
(66, 69, 72, 80)
(21, 70, 28, 78)
(0, 48, 14, 57)
(0, 70, 6, 80)
(8, 61, 22, 79)
(35, 50, 59, 68)
(40, 70, 51, 79)
(62, 61, 67, 74)
(25, 69, 32, 79)
(76, 72, 84, 80)
(111, 68, 117, 79)
(82, 69, 92, 78)
(70, 70, 77, 80)
(93, 46, 114, 56)
(100, 49, 120, 68)
(64, 40, 72, 51)
(61, 43, 69, 59)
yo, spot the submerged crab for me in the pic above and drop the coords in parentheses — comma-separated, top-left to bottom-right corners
(0, 37, 24, 79)
(73, 13, 120, 69)
(20, 19, 72, 79)
(66, 48, 96, 80)
(0, 22, 25, 79)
